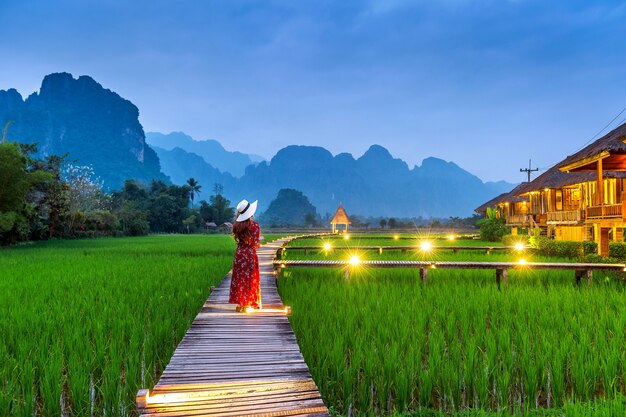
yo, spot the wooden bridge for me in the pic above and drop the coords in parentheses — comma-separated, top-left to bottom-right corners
(136, 237, 330, 417)
(273, 259, 626, 287)
(283, 245, 521, 255)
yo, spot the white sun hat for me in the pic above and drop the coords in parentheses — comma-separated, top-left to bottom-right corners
(235, 199, 258, 222)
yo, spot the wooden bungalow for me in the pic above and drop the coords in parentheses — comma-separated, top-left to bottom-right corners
(330, 203, 351, 233)
(474, 184, 530, 230)
(556, 122, 626, 255)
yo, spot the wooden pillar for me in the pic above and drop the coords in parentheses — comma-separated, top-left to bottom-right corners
(597, 159, 604, 206)
(496, 268, 508, 290)
(420, 268, 428, 284)
(344, 269, 350, 281)
(616, 227, 624, 242)
(378, 247, 383, 255)
(453, 248, 459, 254)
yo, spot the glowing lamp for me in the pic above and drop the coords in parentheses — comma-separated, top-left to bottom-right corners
(343, 234, 350, 240)
(544, 188, 549, 192)
(284, 306, 292, 315)
(420, 241, 432, 252)
(447, 235, 455, 241)
(349, 255, 361, 266)
(393, 235, 399, 240)
(323, 243, 332, 251)
(515, 243, 525, 251)
(518, 259, 527, 265)
(245, 306, 255, 313)
(280, 263, 286, 268)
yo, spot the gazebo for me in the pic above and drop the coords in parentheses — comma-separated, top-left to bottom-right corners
(330, 203, 351, 233)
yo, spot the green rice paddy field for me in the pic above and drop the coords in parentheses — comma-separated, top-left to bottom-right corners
(0, 235, 237, 416)
(279, 235, 626, 416)
(3, 233, 626, 417)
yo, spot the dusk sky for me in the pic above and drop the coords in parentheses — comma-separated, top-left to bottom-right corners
(1, 0, 625, 183)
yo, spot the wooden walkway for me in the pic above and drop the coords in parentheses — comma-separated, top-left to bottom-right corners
(137, 237, 329, 417)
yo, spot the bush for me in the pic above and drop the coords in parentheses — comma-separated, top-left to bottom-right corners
(477, 218, 509, 242)
(609, 242, 626, 260)
(502, 234, 529, 247)
(584, 253, 620, 264)
(583, 241, 598, 256)
(529, 236, 586, 259)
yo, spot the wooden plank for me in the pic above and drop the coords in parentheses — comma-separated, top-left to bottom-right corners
(139, 236, 330, 417)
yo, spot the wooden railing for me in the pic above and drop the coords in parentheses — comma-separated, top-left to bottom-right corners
(547, 210, 582, 224)
(273, 259, 626, 288)
(506, 214, 530, 226)
(586, 204, 623, 219)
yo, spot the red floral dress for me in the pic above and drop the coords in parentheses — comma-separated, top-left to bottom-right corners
(229, 221, 261, 308)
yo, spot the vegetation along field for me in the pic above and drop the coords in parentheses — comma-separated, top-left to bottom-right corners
(279, 235, 626, 416)
(0, 235, 236, 416)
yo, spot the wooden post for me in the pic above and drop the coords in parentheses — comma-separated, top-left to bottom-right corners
(575, 270, 584, 285)
(597, 158, 604, 207)
(420, 268, 428, 284)
(486, 248, 492, 255)
(378, 247, 383, 255)
(453, 249, 459, 254)
(495, 268, 508, 290)
(586, 268, 593, 285)
(136, 389, 150, 410)
(304, 248, 308, 255)
(344, 269, 350, 281)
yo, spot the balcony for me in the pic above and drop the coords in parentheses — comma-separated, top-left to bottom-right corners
(547, 210, 582, 225)
(586, 203, 623, 220)
(506, 214, 530, 227)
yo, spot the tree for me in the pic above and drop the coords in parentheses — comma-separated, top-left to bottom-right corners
(63, 164, 109, 234)
(187, 178, 201, 207)
(304, 212, 318, 228)
(379, 218, 387, 229)
(183, 215, 196, 234)
(388, 218, 397, 229)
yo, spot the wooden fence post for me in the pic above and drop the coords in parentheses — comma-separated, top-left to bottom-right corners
(420, 268, 428, 284)
(496, 268, 508, 290)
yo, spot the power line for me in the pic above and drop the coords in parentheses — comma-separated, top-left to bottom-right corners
(525, 106, 626, 175)
(572, 105, 626, 153)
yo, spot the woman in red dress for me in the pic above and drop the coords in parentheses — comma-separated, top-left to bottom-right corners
(229, 199, 262, 312)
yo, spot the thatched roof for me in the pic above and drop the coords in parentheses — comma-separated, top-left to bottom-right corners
(474, 183, 527, 213)
(515, 165, 626, 195)
(330, 203, 351, 225)
(558, 122, 626, 172)
(514, 167, 596, 195)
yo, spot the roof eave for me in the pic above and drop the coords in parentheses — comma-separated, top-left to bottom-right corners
(559, 150, 610, 172)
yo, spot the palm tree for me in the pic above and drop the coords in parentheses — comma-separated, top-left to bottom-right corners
(187, 178, 202, 208)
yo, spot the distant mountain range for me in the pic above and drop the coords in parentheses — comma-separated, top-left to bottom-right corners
(146, 131, 263, 177)
(0, 72, 515, 217)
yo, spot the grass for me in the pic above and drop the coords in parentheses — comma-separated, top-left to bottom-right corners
(278, 236, 626, 416)
(0, 235, 235, 416)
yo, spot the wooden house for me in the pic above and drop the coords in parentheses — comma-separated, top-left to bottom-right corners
(556, 123, 626, 255)
(476, 122, 626, 256)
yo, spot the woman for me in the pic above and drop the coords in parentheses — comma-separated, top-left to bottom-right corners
(229, 199, 262, 312)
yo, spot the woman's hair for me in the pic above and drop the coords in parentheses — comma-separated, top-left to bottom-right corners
(233, 217, 254, 245)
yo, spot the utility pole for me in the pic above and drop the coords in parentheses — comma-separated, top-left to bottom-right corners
(520, 159, 538, 183)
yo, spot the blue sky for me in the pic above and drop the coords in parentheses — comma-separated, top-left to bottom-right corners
(1, 0, 625, 182)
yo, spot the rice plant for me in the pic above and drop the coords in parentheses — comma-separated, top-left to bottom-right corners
(0, 235, 235, 416)
(279, 236, 626, 416)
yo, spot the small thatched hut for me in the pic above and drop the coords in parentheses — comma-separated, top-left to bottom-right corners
(330, 203, 351, 233)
